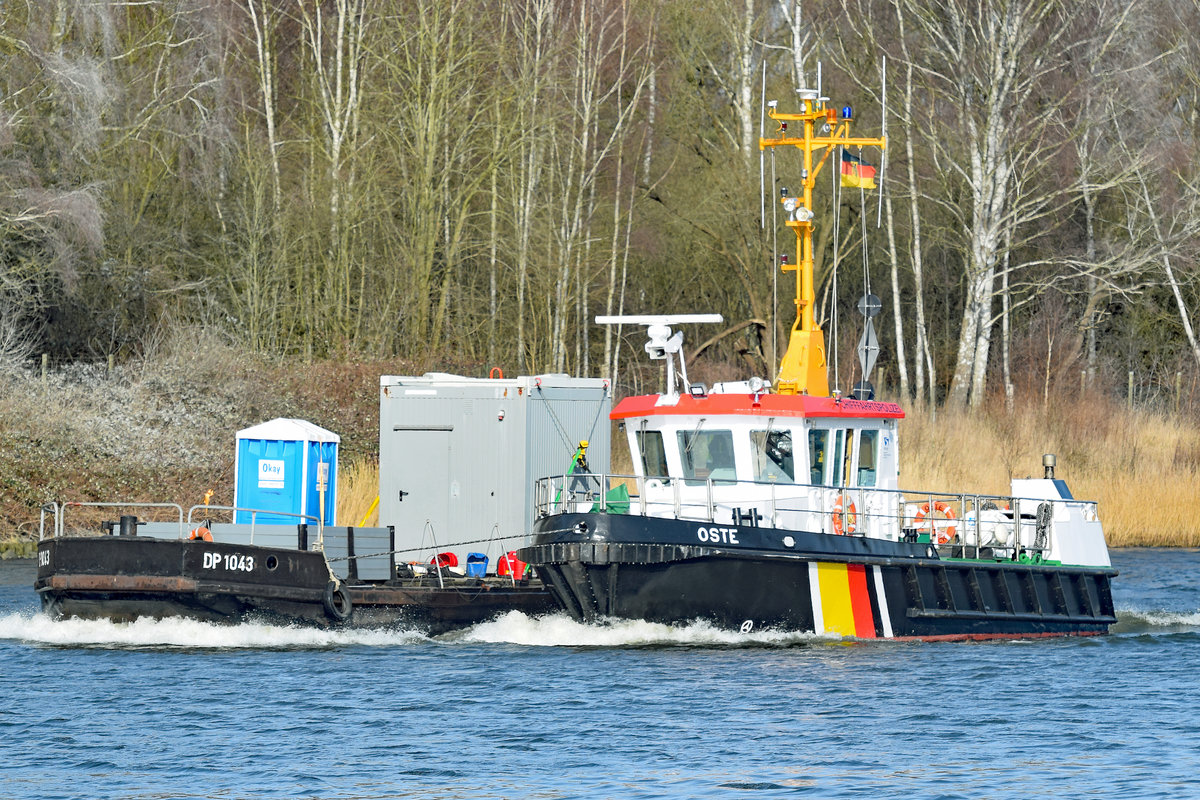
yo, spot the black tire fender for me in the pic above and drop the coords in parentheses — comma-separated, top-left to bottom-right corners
(323, 580, 353, 622)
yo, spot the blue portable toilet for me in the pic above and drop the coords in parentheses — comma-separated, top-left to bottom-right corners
(234, 418, 339, 526)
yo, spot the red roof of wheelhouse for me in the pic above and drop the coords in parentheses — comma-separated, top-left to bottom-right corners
(610, 393, 905, 421)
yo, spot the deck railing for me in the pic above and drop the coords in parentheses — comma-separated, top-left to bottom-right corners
(533, 473, 1098, 561)
(39, 501, 320, 543)
(185, 505, 322, 546)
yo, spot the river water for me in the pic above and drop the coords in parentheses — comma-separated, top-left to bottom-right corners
(1, 548, 1197, 799)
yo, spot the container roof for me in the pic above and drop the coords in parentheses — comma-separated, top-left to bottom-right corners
(236, 417, 341, 443)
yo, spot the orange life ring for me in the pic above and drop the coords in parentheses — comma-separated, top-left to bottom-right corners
(831, 494, 857, 535)
(913, 501, 957, 545)
(189, 526, 213, 542)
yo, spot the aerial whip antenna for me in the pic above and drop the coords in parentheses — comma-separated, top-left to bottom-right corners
(878, 56, 888, 228)
(771, 140, 779, 371)
(760, 62, 767, 228)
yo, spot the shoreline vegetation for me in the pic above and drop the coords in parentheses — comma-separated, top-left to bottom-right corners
(3, 4, 1199, 555)
(2, 338, 1196, 549)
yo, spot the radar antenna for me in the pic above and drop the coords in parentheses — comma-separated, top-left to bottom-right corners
(596, 315, 723, 400)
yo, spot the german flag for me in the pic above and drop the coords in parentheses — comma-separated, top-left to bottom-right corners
(841, 149, 877, 189)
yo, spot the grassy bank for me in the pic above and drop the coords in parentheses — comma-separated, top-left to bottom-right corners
(3, 340, 1195, 547)
(0, 537, 36, 559)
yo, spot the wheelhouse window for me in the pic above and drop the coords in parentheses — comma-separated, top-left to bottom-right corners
(857, 429, 879, 487)
(751, 430, 793, 482)
(637, 430, 669, 478)
(677, 429, 736, 484)
(807, 429, 828, 485)
(809, 428, 851, 487)
(840, 429, 855, 487)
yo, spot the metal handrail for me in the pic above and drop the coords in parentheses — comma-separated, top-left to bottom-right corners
(47, 501, 186, 540)
(39, 501, 322, 543)
(38, 502, 59, 540)
(532, 473, 1087, 560)
(186, 505, 320, 546)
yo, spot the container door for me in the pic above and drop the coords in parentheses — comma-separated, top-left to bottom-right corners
(387, 428, 451, 560)
(304, 441, 338, 526)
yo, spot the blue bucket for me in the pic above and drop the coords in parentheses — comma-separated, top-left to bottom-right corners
(465, 552, 488, 578)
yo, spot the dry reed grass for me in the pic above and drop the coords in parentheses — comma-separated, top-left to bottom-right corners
(336, 457, 380, 527)
(899, 397, 1200, 547)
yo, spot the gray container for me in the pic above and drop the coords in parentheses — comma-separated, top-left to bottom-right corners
(379, 373, 610, 569)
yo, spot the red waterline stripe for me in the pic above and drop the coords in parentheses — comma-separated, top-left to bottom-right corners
(895, 630, 1109, 643)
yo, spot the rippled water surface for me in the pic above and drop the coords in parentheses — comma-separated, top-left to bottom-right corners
(2, 549, 1198, 799)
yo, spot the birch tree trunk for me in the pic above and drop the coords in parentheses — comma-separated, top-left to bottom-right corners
(548, 0, 650, 374)
(776, 0, 809, 90)
(1138, 174, 1200, 371)
(242, 0, 282, 213)
(1000, 223, 1014, 410)
(737, 0, 757, 165)
(293, 0, 371, 341)
(894, 6, 934, 404)
(884, 189, 910, 401)
(604, 58, 654, 384)
(511, 0, 555, 371)
(906, 0, 1073, 408)
(489, 95, 502, 366)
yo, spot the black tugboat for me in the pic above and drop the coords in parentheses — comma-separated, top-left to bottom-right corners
(519, 88, 1117, 640)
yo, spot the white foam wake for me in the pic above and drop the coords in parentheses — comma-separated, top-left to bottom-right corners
(0, 609, 834, 650)
(10, 606, 1188, 649)
(1113, 608, 1200, 632)
(455, 610, 831, 647)
(0, 611, 430, 649)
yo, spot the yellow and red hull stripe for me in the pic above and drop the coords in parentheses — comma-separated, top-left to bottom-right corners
(808, 561, 894, 638)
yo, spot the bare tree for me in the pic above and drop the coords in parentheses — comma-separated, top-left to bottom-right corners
(240, 0, 284, 213)
(374, 0, 494, 353)
(830, 0, 934, 403)
(293, 0, 373, 343)
(903, 0, 1096, 407)
(548, 0, 653, 374)
(1126, 158, 1200, 372)
(775, 0, 810, 91)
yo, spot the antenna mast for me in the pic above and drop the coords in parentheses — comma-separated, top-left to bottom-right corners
(759, 90, 885, 397)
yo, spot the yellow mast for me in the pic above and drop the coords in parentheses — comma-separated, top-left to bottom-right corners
(760, 89, 885, 397)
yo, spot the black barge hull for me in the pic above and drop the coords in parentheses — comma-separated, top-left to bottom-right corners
(36, 537, 555, 634)
(519, 513, 1117, 640)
